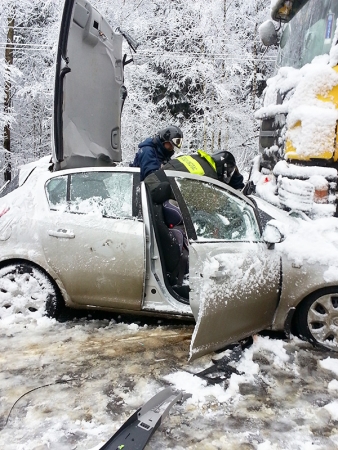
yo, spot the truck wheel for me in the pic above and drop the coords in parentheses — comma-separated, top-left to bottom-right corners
(294, 288, 338, 352)
(0, 262, 64, 318)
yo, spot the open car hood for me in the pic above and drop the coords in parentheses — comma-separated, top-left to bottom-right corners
(53, 0, 125, 170)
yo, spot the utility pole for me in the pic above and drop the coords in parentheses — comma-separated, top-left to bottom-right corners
(4, 17, 14, 182)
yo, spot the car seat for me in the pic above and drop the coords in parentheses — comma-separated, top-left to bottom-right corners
(145, 176, 189, 301)
(162, 199, 189, 286)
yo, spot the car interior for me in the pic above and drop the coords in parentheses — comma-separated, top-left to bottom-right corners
(70, 178, 110, 201)
(145, 179, 190, 304)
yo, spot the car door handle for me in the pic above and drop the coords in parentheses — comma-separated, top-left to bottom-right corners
(48, 229, 75, 239)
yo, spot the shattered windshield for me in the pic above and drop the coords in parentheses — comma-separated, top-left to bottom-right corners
(175, 178, 261, 241)
(277, 0, 338, 69)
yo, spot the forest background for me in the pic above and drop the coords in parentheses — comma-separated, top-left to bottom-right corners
(0, 0, 278, 184)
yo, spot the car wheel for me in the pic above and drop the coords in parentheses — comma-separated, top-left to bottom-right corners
(0, 262, 64, 318)
(294, 288, 338, 352)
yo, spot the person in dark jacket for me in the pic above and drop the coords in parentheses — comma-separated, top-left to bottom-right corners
(161, 149, 244, 190)
(131, 125, 183, 181)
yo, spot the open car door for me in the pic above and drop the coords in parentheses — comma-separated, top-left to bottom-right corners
(53, 0, 125, 170)
(173, 176, 281, 361)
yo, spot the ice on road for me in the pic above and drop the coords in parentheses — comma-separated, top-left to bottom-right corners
(1, 310, 338, 449)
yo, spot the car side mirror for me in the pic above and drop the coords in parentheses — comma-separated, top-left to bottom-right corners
(259, 20, 278, 47)
(263, 221, 285, 249)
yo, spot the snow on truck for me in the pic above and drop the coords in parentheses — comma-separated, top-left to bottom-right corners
(250, 0, 338, 218)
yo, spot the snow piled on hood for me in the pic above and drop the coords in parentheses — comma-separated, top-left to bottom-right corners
(255, 210, 338, 284)
(249, 194, 338, 283)
(275, 215, 338, 270)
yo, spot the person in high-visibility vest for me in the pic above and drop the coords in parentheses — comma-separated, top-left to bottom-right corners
(144, 149, 244, 205)
(162, 149, 244, 190)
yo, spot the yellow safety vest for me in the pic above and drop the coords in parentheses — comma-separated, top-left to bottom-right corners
(176, 150, 216, 175)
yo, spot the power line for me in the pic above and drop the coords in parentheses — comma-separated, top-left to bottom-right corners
(0, 42, 275, 54)
(0, 43, 276, 63)
(0, 26, 57, 31)
(0, 48, 276, 62)
(0, 42, 53, 47)
(136, 49, 275, 56)
(0, 45, 275, 58)
(134, 53, 276, 62)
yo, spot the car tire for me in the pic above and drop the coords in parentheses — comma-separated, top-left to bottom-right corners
(294, 287, 338, 352)
(0, 262, 64, 318)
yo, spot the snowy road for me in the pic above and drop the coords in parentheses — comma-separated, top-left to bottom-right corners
(1, 309, 338, 450)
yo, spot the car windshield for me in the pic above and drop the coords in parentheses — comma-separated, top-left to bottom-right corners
(175, 177, 261, 241)
(277, 0, 338, 69)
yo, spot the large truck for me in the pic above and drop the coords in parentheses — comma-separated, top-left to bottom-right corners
(250, 0, 338, 218)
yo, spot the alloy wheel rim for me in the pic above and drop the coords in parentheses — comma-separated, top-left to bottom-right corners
(307, 293, 338, 349)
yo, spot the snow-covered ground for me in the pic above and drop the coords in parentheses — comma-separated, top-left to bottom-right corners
(1, 307, 338, 450)
(1, 164, 338, 449)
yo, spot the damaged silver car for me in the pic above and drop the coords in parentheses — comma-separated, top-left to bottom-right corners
(0, 0, 337, 361)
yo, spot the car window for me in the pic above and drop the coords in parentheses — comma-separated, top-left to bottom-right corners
(175, 178, 261, 241)
(46, 176, 67, 208)
(46, 172, 134, 218)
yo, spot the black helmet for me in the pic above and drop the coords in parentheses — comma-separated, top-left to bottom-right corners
(157, 125, 183, 149)
(212, 150, 237, 182)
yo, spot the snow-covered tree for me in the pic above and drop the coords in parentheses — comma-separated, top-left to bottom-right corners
(0, 0, 61, 180)
(0, 0, 276, 181)
(92, 0, 277, 169)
